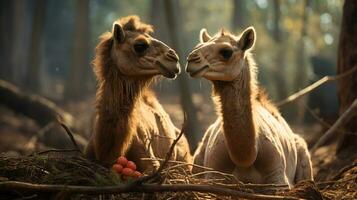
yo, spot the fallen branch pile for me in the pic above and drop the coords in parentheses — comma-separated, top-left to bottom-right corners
(0, 118, 356, 199)
(1, 151, 356, 200)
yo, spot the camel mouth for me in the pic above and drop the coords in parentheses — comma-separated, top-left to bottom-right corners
(157, 61, 179, 79)
(188, 65, 209, 78)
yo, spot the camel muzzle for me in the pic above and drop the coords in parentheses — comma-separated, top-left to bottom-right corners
(156, 60, 180, 79)
(186, 52, 210, 78)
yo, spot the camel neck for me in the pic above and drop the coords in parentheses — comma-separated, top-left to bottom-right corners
(94, 68, 151, 158)
(212, 59, 258, 167)
(98, 73, 148, 118)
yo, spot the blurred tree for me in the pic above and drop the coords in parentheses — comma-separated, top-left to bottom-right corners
(294, 0, 310, 90)
(294, 0, 311, 123)
(272, 0, 288, 101)
(65, 0, 90, 100)
(163, 0, 201, 151)
(25, 0, 46, 93)
(271, 0, 289, 117)
(308, 56, 338, 122)
(272, 0, 282, 42)
(43, 0, 74, 79)
(336, 0, 357, 152)
(11, 0, 27, 85)
(231, 0, 247, 31)
(0, 1, 14, 82)
(150, 0, 170, 43)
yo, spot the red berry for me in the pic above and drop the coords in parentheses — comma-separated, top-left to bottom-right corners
(112, 164, 123, 173)
(122, 168, 134, 176)
(126, 161, 137, 171)
(117, 156, 128, 166)
(133, 171, 142, 178)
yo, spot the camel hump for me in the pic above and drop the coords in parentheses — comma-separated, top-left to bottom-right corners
(256, 87, 280, 119)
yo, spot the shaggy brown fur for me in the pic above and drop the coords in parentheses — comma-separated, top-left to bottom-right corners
(85, 16, 192, 171)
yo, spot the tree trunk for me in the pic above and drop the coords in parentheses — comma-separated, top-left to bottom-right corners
(272, 0, 282, 42)
(272, 0, 287, 101)
(65, 0, 90, 100)
(0, 1, 14, 82)
(25, 0, 46, 93)
(150, 0, 170, 44)
(336, 0, 357, 152)
(271, 0, 297, 120)
(163, 0, 201, 151)
(11, 0, 27, 85)
(294, 0, 311, 123)
(294, 0, 310, 90)
(231, 0, 247, 31)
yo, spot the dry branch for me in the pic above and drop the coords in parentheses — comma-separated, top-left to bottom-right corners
(277, 66, 357, 107)
(157, 115, 186, 173)
(310, 98, 357, 154)
(35, 149, 81, 155)
(141, 157, 214, 171)
(58, 120, 82, 153)
(303, 103, 338, 132)
(0, 181, 301, 200)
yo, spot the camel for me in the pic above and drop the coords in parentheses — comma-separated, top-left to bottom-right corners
(84, 16, 192, 172)
(186, 27, 313, 187)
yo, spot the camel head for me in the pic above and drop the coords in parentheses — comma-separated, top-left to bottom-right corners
(110, 16, 180, 79)
(186, 27, 256, 81)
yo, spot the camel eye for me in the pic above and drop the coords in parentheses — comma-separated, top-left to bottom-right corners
(134, 41, 149, 54)
(219, 48, 233, 60)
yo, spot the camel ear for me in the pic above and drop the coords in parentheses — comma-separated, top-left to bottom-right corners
(113, 23, 125, 43)
(237, 26, 256, 51)
(199, 28, 211, 43)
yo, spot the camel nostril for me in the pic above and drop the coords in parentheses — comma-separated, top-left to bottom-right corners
(189, 56, 201, 63)
(166, 51, 179, 62)
(187, 53, 201, 63)
(168, 49, 175, 55)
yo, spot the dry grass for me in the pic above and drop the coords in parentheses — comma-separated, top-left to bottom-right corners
(0, 150, 356, 200)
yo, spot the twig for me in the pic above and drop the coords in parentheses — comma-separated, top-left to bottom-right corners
(316, 177, 357, 189)
(331, 160, 357, 181)
(303, 104, 337, 131)
(13, 194, 38, 200)
(310, 98, 357, 154)
(304, 103, 357, 137)
(131, 115, 187, 185)
(214, 182, 289, 189)
(158, 114, 187, 173)
(28, 149, 81, 156)
(0, 181, 302, 200)
(189, 170, 237, 180)
(57, 118, 82, 154)
(37, 149, 81, 155)
(277, 66, 357, 106)
(141, 157, 214, 171)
